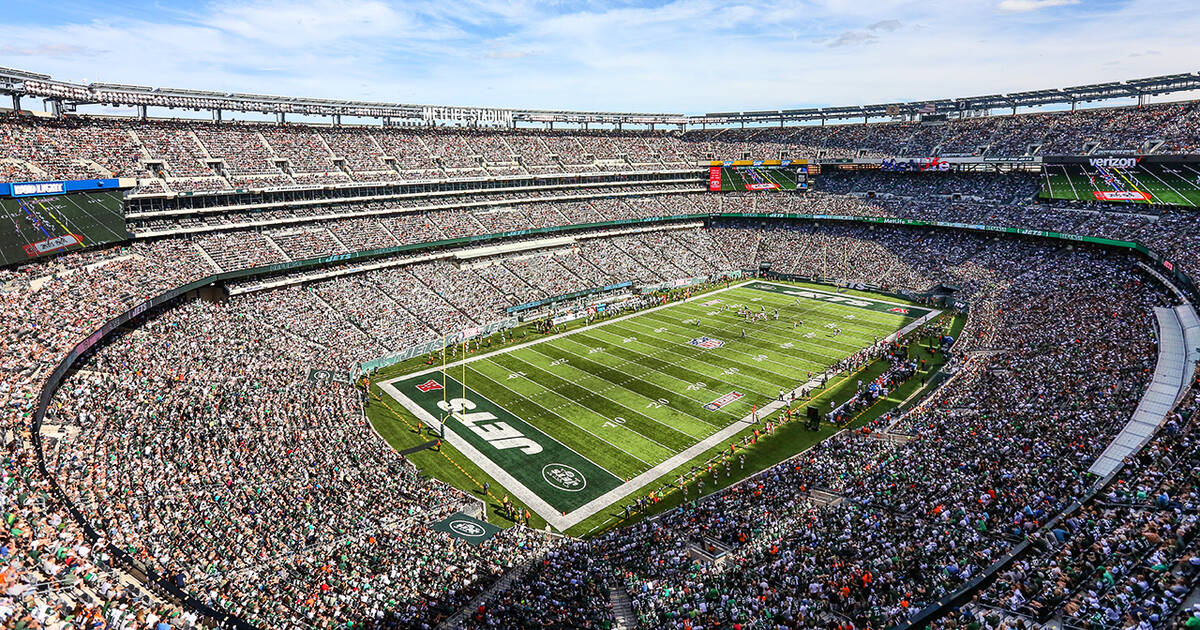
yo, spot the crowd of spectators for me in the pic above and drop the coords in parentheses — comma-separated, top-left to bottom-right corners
(4, 158, 1200, 630)
(46, 297, 557, 629)
(4, 98, 1200, 196)
(942, 380, 1200, 630)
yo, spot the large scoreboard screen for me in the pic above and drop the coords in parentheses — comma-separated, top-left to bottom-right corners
(0, 179, 128, 266)
(1039, 156, 1200, 207)
(708, 160, 808, 192)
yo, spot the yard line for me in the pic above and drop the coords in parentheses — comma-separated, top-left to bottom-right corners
(520, 341, 721, 437)
(379, 379, 618, 531)
(1178, 163, 1200, 185)
(576, 327, 754, 409)
(540, 336, 738, 431)
(1111, 167, 1157, 204)
(603, 318, 804, 383)
(670, 293, 901, 347)
(1140, 167, 1197, 207)
(1176, 164, 1200, 206)
(380, 296, 944, 531)
(1061, 164, 1081, 198)
(655, 305, 876, 359)
(465, 362, 662, 470)
(695, 285, 914, 332)
(61, 193, 126, 243)
(690, 283, 913, 323)
(383, 279, 760, 384)
(552, 330, 736, 409)
(611, 317, 825, 380)
(666, 301, 873, 344)
(493, 351, 708, 443)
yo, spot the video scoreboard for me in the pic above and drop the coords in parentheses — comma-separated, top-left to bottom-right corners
(708, 159, 808, 192)
(0, 178, 129, 266)
(1038, 155, 1200, 208)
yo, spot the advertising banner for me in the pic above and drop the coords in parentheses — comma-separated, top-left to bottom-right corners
(1, 178, 122, 197)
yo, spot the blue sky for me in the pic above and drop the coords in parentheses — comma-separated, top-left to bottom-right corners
(1, 0, 1196, 115)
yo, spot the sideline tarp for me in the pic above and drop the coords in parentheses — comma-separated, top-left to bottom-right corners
(431, 513, 502, 546)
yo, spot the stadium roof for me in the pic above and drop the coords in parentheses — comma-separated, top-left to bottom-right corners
(0, 66, 1198, 127)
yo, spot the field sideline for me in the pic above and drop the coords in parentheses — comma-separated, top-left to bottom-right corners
(377, 280, 936, 532)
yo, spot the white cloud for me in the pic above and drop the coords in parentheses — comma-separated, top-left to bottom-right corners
(827, 31, 878, 47)
(0, 43, 104, 58)
(3, 0, 1198, 115)
(996, 0, 1080, 12)
(486, 48, 535, 59)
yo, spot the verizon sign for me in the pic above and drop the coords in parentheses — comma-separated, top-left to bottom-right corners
(1088, 157, 1140, 169)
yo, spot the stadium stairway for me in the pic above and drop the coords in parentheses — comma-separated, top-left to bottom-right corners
(608, 584, 637, 630)
(193, 243, 222, 273)
(867, 431, 913, 445)
(436, 558, 537, 630)
(808, 488, 844, 507)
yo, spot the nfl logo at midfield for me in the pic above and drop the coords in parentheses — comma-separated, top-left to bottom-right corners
(689, 336, 725, 349)
(704, 391, 744, 411)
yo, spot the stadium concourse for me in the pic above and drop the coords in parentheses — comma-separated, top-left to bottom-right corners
(2, 100, 1200, 630)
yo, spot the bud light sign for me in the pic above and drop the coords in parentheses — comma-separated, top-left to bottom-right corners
(1, 178, 121, 198)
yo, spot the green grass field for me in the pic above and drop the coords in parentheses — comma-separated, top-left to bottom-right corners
(1040, 163, 1200, 207)
(721, 167, 801, 191)
(373, 280, 934, 535)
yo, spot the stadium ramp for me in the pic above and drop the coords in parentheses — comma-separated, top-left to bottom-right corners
(1089, 304, 1200, 477)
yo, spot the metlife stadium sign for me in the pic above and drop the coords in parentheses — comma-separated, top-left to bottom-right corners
(421, 106, 513, 125)
(0, 178, 121, 197)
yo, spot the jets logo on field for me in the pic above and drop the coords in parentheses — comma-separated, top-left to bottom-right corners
(887, 307, 910, 314)
(416, 379, 444, 392)
(448, 520, 485, 537)
(437, 397, 543, 455)
(542, 464, 587, 492)
(689, 336, 725, 349)
(701, 299, 723, 306)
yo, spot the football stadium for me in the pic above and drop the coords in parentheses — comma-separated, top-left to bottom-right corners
(4, 4, 1200, 630)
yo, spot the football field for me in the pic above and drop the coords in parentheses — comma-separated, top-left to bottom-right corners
(1040, 163, 1200, 207)
(379, 281, 934, 532)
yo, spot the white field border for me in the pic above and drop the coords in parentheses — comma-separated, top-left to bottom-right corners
(378, 279, 940, 532)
